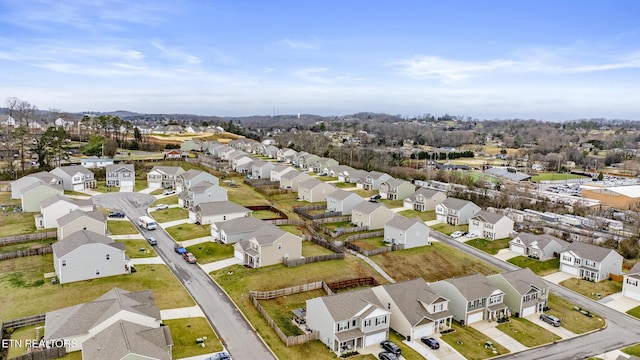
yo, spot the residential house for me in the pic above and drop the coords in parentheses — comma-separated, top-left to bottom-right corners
(264, 145, 279, 159)
(52, 231, 128, 284)
(357, 171, 393, 190)
(295, 152, 320, 171)
(251, 160, 275, 179)
(328, 165, 354, 179)
(50, 165, 97, 191)
(623, 263, 640, 301)
(509, 233, 569, 261)
(234, 159, 254, 174)
(468, 211, 514, 240)
(371, 278, 452, 341)
(147, 166, 185, 189)
(234, 229, 302, 268)
(297, 178, 336, 203)
(37, 194, 95, 229)
(559, 242, 623, 282)
(178, 181, 228, 208)
(383, 216, 430, 249)
(11, 171, 61, 199)
(435, 198, 481, 225)
(277, 148, 298, 163)
(313, 157, 339, 173)
(487, 268, 549, 317)
(163, 149, 184, 159)
(19, 182, 63, 212)
(44, 288, 168, 356)
(219, 147, 236, 161)
(306, 288, 391, 355)
(326, 190, 364, 215)
(379, 178, 416, 200)
(351, 202, 395, 230)
(270, 165, 297, 182)
(190, 201, 251, 224)
(175, 169, 219, 193)
(279, 171, 313, 191)
(343, 169, 368, 184)
(105, 164, 135, 188)
(403, 188, 447, 212)
(211, 216, 278, 244)
(430, 273, 508, 325)
(80, 157, 114, 168)
(57, 210, 106, 240)
(181, 139, 204, 152)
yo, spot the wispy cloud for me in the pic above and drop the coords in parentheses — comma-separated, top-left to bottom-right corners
(151, 41, 202, 65)
(277, 38, 319, 50)
(291, 67, 350, 84)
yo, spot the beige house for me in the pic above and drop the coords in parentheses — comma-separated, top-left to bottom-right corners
(351, 202, 395, 230)
(379, 178, 416, 200)
(234, 229, 302, 268)
(297, 178, 336, 202)
(11, 171, 61, 199)
(37, 194, 95, 229)
(57, 210, 107, 239)
(279, 171, 313, 191)
(468, 211, 514, 240)
(147, 166, 185, 189)
(20, 182, 63, 212)
(105, 164, 135, 188)
(403, 188, 447, 212)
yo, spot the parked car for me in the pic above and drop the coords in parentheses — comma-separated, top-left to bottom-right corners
(108, 211, 125, 218)
(147, 237, 158, 246)
(450, 231, 464, 238)
(378, 351, 398, 360)
(155, 204, 169, 210)
(465, 232, 477, 238)
(540, 313, 561, 327)
(380, 340, 401, 357)
(206, 352, 231, 360)
(421, 337, 440, 349)
(163, 189, 176, 195)
(183, 252, 197, 264)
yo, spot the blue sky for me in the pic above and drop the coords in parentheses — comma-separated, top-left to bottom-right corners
(1, 0, 639, 120)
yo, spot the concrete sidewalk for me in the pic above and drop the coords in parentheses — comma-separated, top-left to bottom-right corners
(159, 219, 195, 228)
(494, 249, 520, 261)
(130, 257, 166, 265)
(200, 257, 242, 273)
(471, 321, 527, 353)
(599, 292, 640, 312)
(543, 271, 575, 284)
(111, 234, 144, 240)
(160, 305, 206, 320)
(138, 187, 155, 194)
(181, 236, 215, 248)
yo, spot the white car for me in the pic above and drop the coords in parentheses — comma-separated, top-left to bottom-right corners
(163, 189, 176, 195)
(465, 232, 477, 238)
(450, 231, 464, 238)
(155, 204, 169, 210)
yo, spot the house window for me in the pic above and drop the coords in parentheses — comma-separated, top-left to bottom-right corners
(433, 303, 443, 312)
(95, 268, 100, 275)
(562, 255, 572, 262)
(364, 319, 371, 327)
(61, 260, 67, 266)
(106, 254, 110, 260)
(627, 278, 639, 286)
(278, 244, 282, 250)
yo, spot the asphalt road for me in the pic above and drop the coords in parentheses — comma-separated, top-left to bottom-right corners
(94, 193, 275, 360)
(432, 232, 640, 359)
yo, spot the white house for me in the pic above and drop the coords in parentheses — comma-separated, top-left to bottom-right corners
(105, 164, 135, 188)
(211, 216, 277, 244)
(559, 242, 623, 282)
(270, 165, 297, 181)
(383, 216, 431, 249)
(251, 160, 275, 179)
(403, 188, 447, 212)
(623, 263, 640, 301)
(178, 181, 228, 209)
(175, 169, 219, 193)
(468, 211, 514, 240)
(326, 190, 364, 215)
(37, 194, 95, 229)
(509, 233, 569, 261)
(50, 165, 96, 191)
(190, 201, 251, 224)
(81, 157, 114, 168)
(435, 198, 481, 225)
(147, 166, 185, 189)
(279, 171, 313, 191)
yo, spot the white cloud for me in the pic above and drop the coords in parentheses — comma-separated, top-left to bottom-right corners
(277, 38, 319, 50)
(291, 67, 350, 84)
(151, 41, 202, 65)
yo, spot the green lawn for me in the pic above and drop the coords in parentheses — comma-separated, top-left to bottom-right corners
(352, 189, 377, 198)
(134, 181, 148, 192)
(0, 212, 53, 236)
(152, 207, 189, 223)
(64, 190, 89, 196)
(545, 293, 604, 334)
(153, 194, 179, 206)
(531, 173, 588, 182)
(302, 240, 336, 257)
(397, 209, 436, 221)
(0, 192, 21, 205)
(622, 343, 640, 357)
(380, 199, 404, 208)
(0, 238, 54, 254)
(442, 322, 510, 360)
(278, 224, 303, 236)
(315, 176, 338, 181)
(559, 278, 622, 300)
(150, 189, 164, 195)
(117, 239, 158, 258)
(626, 306, 640, 319)
(259, 289, 326, 336)
(186, 242, 233, 264)
(322, 220, 351, 232)
(351, 236, 386, 251)
(465, 238, 511, 255)
(507, 256, 560, 276)
(430, 222, 468, 235)
(252, 209, 281, 219)
(226, 180, 271, 206)
(370, 242, 500, 282)
(497, 317, 560, 347)
(335, 182, 356, 188)
(107, 220, 138, 235)
(164, 318, 223, 359)
(0, 258, 194, 320)
(166, 223, 211, 241)
(6, 323, 45, 358)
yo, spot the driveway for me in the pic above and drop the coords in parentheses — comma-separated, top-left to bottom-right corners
(120, 185, 134, 192)
(160, 305, 206, 320)
(543, 271, 576, 284)
(200, 258, 241, 273)
(523, 314, 577, 339)
(494, 249, 520, 261)
(471, 321, 527, 352)
(599, 292, 640, 312)
(403, 338, 465, 360)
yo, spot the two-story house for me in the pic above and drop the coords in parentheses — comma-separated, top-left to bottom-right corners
(37, 194, 95, 229)
(178, 181, 228, 209)
(351, 202, 395, 230)
(559, 242, 623, 282)
(357, 171, 393, 190)
(326, 190, 365, 215)
(306, 288, 391, 355)
(175, 169, 219, 193)
(403, 188, 447, 212)
(622, 263, 640, 301)
(211, 216, 277, 244)
(233, 229, 302, 268)
(279, 171, 313, 191)
(19, 182, 63, 212)
(297, 179, 336, 203)
(468, 211, 514, 240)
(379, 178, 416, 200)
(371, 278, 452, 341)
(251, 160, 275, 179)
(270, 165, 297, 182)
(277, 148, 298, 163)
(430, 273, 508, 325)
(147, 166, 185, 189)
(11, 171, 61, 199)
(57, 210, 107, 240)
(383, 216, 430, 249)
(50, 165, 96, 191)
(435, 198, 481, 225)
(487, 268, 549, 317)
(312, 157, 339, 173)
(105, 164, 135, 188)
(509, 233, 569, 261)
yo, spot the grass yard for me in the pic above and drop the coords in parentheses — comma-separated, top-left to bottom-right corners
(370, 242, 500, 282)
(150, 189, 164, 195)
(546, 293, 604, 334)
(259, 289, 327, 336)
(107, 220, 138, 235)
(315, 176, 338, 181)
(0, 238, 54, 254)
(441, 322, 510, 360)
(353, 189, 377, 198)
(210, 255, 387, 360)
(301, 241, 335, 257)
(322, 220, 352, 232)
(186, 242, 233, 264)
(152, 207, 189, 223)
(166, 223, 211, 241)
(335, 182, 356, 188)
(6, 323, 45, 358)
(397, 209, 436, 221)
(380, 199, 404, 208)
(117, 240, 157, 258)
(252, 209, 281, 219)
(278, 225, 303, 236)
(465, 238, 511, 255)
(0, 258, 193, 320)
(266, 192, 303, 211)
(226, 180, 270, 206)
(0, 192, 22, 205)
(153, 194, 178, 206)
(559, 278, 622, 300)
(507, 256, 560, 276)
(626, 306, 640, 319)
(163, 318, 223, 359)
(0, 212, 53, 236)
(430, 222, 468, 236)
(64, 190, 89, 196)
(623, 343, 640, 357)
(531, 173, 588, 182)
(497, 317, 560, 347)
(133, 181, 148, 192)
(351, 236, 386, 251)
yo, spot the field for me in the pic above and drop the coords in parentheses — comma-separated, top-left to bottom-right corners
(163, 318, 223, 358)
(507, 257, 560, 276)
(465, 238, 511, 255)
(166, 223, 211, 241)
(107, 219, 138, 235)
(186, 242, 233, 264)
(531, 173, 588, 182)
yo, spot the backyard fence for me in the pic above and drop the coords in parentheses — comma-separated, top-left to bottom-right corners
(244, 179, 279, 187)
(344, 230, 384, 242)
(294, 205, 342, 220)
(267, 219, 305, 226)
(326, 277, 379, 292)
(8, 347, 66, 360)
(0, 247, 52, 261)
(2, 314, 46, 330)
(246, 205, 288, 220)
(285, 253, 345, 267)
(344, 242, 404, 257)
(312, 215, 351, 225)
(0, 232, 57, 246)
(250, 281, 326, 300)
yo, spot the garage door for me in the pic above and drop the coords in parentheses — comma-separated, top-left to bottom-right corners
(560, 263, 579, 276)
(73, 184, 84, 191)
(412, 324, 434, 339)
(467, 311, 484, 325)
(521, 305, 536, 317)
(234, 249, 244, 261)
(364, 331, 387, 347)
(510, 244, 525, 254)
(121, 180, 134, 187)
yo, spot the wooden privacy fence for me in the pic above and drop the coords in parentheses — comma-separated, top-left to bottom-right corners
(326, 277, 379, 292)
(344, 242, 404, 257)
(0, 232, 57, 246)
(244, 179, 279, 187)
(9, 347, 66, 360)
(246, 205, 288, 220)
(344, 230, 384, 242)
(0, 247, 52, 261)
(250, 281, 326, 300)
(285, 253, 345, 267)
(294, 205, 341, 220)
(3, 314, 46, 330)
(312, 215, 351, 225)
(267, 219, 305, 226)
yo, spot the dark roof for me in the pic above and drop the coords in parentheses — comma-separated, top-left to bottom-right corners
(316, 288, 387, 322)
(52, 230, 121, 257)
(565, 241, 620, 262)
(471, 210, 506, 225)
(81, 320, 172, 360)
(57, 209, 105, 227)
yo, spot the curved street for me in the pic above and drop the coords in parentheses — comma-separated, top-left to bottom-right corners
(93, 193, 275, 360)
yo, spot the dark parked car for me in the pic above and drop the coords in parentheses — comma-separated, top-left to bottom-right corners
(108, 211, 125, 218)
(378, 352, 398, 360)
(380, 340, 401, 357)
(205, 352, 231, 360)
(147, 237, 158, 246)
(421, 337, 440, 349)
